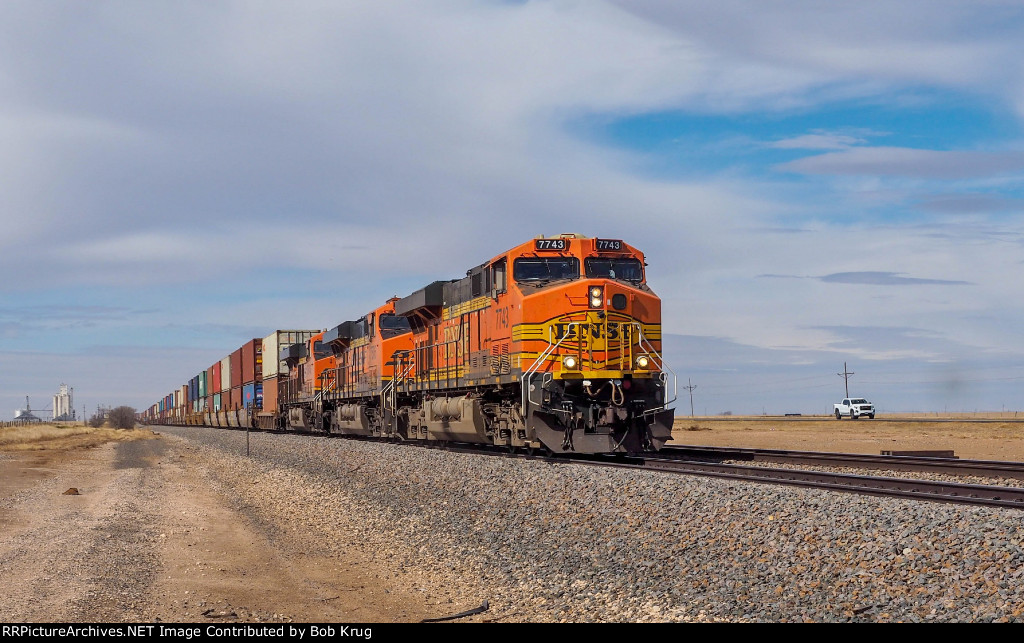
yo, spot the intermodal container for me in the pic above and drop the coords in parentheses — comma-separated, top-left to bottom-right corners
(230, 348, 243, 388)
(261, 330, 318, 379)
(241, 339, 261, 384)
(262, 376, 279, 414)
(199, 371, 207, 398)
(210, 362, 222, 393)
(220, 356, 231, 392)
(242, 382, 256, 409)
(213, 393, 221, 411)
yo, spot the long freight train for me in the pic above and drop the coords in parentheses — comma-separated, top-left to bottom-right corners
(142, 234, 676, 454)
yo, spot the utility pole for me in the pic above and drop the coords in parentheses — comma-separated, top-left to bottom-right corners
(684, 378, 697, 417)
(838, 362, 854, 398)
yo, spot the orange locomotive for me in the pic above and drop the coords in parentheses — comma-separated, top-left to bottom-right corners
(274, 234, 675, 454)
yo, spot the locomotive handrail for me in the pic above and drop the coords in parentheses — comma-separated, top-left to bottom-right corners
(627, 322, 677, 414)
(521, 321, 581, 415)
(382, 353, 416, 412)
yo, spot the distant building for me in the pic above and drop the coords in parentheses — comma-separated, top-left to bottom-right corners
(13, 396, 42, 422)
(53, 384, 74, 421)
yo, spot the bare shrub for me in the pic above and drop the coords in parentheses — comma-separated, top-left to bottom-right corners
(107, 406, 137, 430)
(87, 413, 106, 428)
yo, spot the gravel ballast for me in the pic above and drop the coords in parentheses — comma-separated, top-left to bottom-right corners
(156, 426, 1024, 623)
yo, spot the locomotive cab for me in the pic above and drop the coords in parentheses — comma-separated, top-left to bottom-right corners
(510, 235, 675, 453)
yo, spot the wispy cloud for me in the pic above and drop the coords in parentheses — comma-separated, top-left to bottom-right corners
(759, 272, 972, 285)
(768, 131, 871, 150)
(820, 271, 972, 286)
(777, 147, 1024, 179)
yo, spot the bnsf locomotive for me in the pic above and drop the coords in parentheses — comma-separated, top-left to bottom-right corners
(144, 234, 676, 454)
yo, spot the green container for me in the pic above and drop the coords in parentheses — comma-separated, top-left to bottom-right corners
(199, 372, 207, 397)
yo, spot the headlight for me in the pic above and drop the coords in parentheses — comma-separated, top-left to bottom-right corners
(563, 355, 579, 370)
(589, 286, 604, 308)
(635, 355, 650, 369)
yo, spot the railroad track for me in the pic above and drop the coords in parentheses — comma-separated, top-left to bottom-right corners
(661, 444, 1024, 480)
(419, 440, 1024, 510)
(614, 456, 1024, 511)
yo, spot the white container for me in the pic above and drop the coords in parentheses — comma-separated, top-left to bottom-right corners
(261, 330, 317, 378)
(221, 356, 231, 392)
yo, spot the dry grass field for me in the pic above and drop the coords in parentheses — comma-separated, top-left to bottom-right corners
(670, 413, 1024, 461)
(0, 423, 156, 452)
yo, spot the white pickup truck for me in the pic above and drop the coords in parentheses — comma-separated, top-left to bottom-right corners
(834, 398, 875, 420)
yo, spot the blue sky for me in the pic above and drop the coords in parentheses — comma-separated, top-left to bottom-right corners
(3, 0, 1024, 418)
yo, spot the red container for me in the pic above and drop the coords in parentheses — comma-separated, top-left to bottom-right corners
(230, 385, 242, 409)
(210, 362, 222, 393)
(241, 338, 261, 384)
(230, 348, 243, 388)
(262, 376, 279, 414)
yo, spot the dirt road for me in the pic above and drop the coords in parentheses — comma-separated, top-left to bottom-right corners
(0, 433, 442, 623)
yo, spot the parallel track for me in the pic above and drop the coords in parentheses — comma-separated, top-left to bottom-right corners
(617, 456, 1024, 510)
(661, 444, 1024, 480)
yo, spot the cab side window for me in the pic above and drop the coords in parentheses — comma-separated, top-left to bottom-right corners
(491, 259, 507, 295)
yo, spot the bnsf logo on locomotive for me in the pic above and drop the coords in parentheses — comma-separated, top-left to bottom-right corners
(553, 321, 631, 341)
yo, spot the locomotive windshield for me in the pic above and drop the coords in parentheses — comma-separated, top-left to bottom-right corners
(379, 313, 412, 338)
(513, 257, 580, 284)
(584, 257, 644, 284)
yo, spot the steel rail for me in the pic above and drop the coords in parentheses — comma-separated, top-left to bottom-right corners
(624, 457, 1024, 510)
(661, 444, 1024, 480)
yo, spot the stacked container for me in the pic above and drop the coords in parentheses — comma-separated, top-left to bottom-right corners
(240, 339, 262, 410)
(230, 347, 243, 410)
(220, 356, 231, 400)
(260, 330, 317, 421)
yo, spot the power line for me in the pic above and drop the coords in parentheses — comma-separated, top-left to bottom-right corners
(683, 378, 697, 417)
(837, 362, 854, 397)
